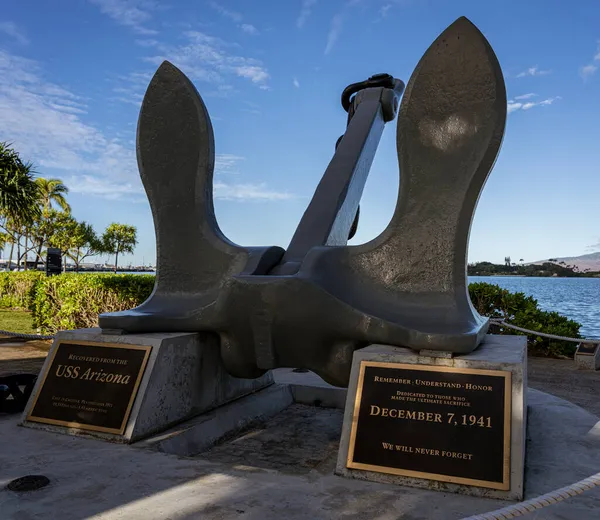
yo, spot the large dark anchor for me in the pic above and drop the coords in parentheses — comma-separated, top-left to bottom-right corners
(99, 18, 507, 387)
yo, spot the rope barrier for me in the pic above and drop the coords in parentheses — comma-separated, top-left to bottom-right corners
(489, 319, 599, 344)
(0, 330, 55, 341)
(0, 321, 597, 345)
(463, 472, 600, 519)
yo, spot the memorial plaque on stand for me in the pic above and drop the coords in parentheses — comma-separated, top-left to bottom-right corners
(576, 343, 599, 356)
(46, 247, 62, 276)
(27, 341, 151, 435)
(346, 362, 511, 490)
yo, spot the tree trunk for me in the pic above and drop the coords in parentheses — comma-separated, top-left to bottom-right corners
(75, 248, 80, 273)
(8, 241, 14, 270)
(24, 233, 28, 271)
(36, 243, 44, 269)
(63, 254, 67, 273)
(35, 249, 45, 269)
(114, 250, 119, 273)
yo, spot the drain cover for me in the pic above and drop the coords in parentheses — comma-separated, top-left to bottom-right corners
(6, 475, 50, 492)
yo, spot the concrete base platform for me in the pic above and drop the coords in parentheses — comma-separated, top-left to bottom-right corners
(134, 368, 347, 457)
(1, 377, 600, 518)
(575, 343, 600, 370)
(136, 384, 295, 456)
(336, 338, 527, 500)
(20, 329, 273, 442)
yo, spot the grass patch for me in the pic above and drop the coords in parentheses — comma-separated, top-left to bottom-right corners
(0, 309, 36, 334)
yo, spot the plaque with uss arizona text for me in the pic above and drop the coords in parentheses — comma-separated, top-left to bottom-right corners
(347, 362, 511, 490)
(27, 341, 152, 435)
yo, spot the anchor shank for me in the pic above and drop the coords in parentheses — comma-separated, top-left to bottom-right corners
(272, 89, 388, 275)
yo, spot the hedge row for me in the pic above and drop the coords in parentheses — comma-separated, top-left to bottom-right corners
(0, 272, 154, 334)
(0, 273, 582, 357)
(469, 282, 581, 357)
(0, 271, 44, 309)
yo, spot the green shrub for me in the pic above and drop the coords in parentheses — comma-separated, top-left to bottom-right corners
(31, 274, 154, 334)
(0, 273, 583, 358)
(468, 282, 581, 358)
(0, 271, 45, 309)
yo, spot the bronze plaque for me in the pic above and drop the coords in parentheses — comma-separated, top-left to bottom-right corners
(577, 343, 599, 356)
(27, 341, 151, 435)
(347, 362, 511, 490)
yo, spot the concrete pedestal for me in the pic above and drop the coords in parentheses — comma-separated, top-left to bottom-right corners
(21, 328, 272, 442)
(575, 343, 600, 370)
(336, 335, 527, 501)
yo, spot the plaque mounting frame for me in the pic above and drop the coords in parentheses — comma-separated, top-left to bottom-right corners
(26, 340, 152, 435)
(346, 361, 512, 490)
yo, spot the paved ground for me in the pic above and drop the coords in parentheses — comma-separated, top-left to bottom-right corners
(2, 338, 598, 415)
(202, 404, 344, 475)
(527, 357, 600, 417)
(0, 390, 600, 520)
(2, 338, 600, 518)
(0, 337, 51, 377)
(1, 388, 600, 519)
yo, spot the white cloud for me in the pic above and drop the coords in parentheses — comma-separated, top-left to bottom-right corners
(579, 42, 600, 80)
(235, 65, 269, 84)
(213, 181, 293, 201)
(67, 175, 143, 200)
(516, 66, 551, 78)
(507, 102, 522, 114)
(537, 97, 560, 106)
(508, 96, 561, 114)
(215, 154, 245, 175)
(293, 78, 300, 88)
(208, 1, 258, 35)
(140, 31, 270, 91)
(111, 70, 153, 105)
(89, 0, 158, 35)
(206, 84, 238, 98)
(325, 13, 344, 55)
(240, 24, 258, 35)
(0, 49, 290, 205)
(378, 4, 392, 19)
(208, 1, 243, 23)
(580, 64, 598, 79)
(114, 42, 263, 106)
(0, 21, 29, 45)
(0, 49, 139, 200)
(297, 0, 318, 29)
(48, 102, 88, 115)
(514, 93, 536, 100)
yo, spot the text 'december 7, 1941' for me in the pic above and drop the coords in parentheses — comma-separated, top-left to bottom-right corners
(347, 362, 511, 490)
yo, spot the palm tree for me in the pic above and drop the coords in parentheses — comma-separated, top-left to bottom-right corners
(0, 142, 40, 224)
(35, 177, 70, 213)
(29, 178, 70, 270)
(0, 143, 40, 269)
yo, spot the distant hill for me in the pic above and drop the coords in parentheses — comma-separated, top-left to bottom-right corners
(530, 252, 600, 273)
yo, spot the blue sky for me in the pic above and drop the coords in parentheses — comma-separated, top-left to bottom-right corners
(1, 0, 598, 266)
